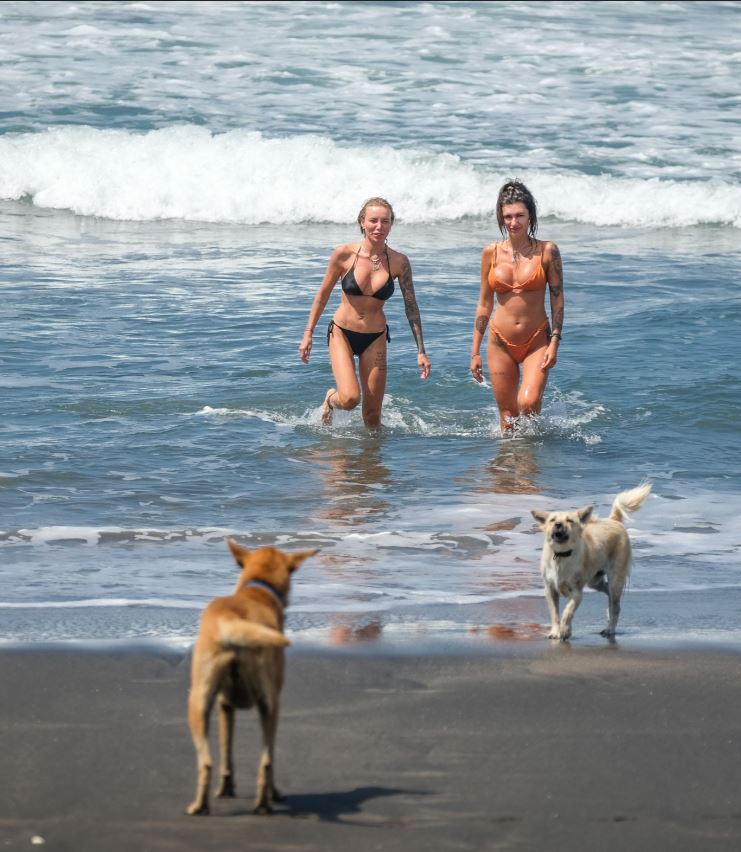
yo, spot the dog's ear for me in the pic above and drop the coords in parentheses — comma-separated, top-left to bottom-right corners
(577, 505, 594, 525)
(289, 548, 319, 572)
(226, 537, 251, 567)
(531, 510, 549, 527)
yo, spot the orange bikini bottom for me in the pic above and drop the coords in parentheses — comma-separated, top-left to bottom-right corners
(490, 320, 550, 363)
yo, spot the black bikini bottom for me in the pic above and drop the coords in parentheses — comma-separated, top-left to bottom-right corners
(327, 320, 390, 357)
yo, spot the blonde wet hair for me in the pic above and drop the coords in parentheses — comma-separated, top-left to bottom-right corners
(357, 197, 395, 234)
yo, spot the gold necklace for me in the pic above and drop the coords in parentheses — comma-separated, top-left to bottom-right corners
(361, 245, 384, 271)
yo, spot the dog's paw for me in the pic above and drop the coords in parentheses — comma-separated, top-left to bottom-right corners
(185, 800, 210, 816)
(253, 802, 274, 816)
(599, 628, 616, 638)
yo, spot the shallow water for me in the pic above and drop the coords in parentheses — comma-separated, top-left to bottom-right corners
(1, 1, 740, 648)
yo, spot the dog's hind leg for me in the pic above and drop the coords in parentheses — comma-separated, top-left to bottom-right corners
(215, 697, 236, 798)
(186, 654, 226, 816)
(253, 695, 280, 814)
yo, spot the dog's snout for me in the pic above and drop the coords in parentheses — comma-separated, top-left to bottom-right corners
(551, 521, 570, 543)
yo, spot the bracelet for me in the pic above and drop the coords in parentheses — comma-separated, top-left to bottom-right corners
(551, 331, 562, 340)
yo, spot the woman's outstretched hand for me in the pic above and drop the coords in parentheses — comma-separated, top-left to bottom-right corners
(299, 331, 313, 364)
(418, 352, 431, 380)
(470, 354, 484, 383)
(540, 340, 558, 370)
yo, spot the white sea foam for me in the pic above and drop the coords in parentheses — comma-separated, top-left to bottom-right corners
(0, 598, 201, 610)
(189, 391, 606, 444)
(2, 526, 234, 546)
(1, 126, 739, 229)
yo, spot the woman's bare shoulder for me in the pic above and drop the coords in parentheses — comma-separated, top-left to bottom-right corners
(481, 241, 499, 261)
(386, 244, 407, 262)
(540, 239, 561, 258)
(386, 245, 411, 277)
(333, 242, 359, 257)
(329, 243, 359, 266)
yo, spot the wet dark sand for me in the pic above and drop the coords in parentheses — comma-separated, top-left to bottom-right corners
(1, 643, 740, 851)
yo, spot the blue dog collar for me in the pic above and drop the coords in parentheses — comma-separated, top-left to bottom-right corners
(243, 578, 286, 609)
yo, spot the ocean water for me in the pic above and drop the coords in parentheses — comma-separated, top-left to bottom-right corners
(1, 1, 740, 649)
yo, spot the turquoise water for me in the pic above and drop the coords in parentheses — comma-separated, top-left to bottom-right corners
(1, 1, 740, 647)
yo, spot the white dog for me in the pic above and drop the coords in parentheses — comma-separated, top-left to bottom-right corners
(531, 483, 651, 641)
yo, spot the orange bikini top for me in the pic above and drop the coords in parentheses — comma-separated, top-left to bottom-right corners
(488, 241, 547, 294)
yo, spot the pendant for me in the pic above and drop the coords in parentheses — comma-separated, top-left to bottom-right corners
(370, 255, 382, 271)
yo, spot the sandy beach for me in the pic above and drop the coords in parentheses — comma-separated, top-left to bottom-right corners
(1, 643, 740, 851)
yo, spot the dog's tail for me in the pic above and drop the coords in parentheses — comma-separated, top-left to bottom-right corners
(609, 482, 652, 524)
(218, 619, 290, 649)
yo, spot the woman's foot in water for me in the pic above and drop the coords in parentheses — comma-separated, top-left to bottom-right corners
(321, 388, 336, 425)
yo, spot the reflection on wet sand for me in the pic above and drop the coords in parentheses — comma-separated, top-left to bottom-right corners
(468, 622, 547, 641)
(329, 619, 383, 645)
(468, 574, 547, 640)
(308, 437, 392, 525)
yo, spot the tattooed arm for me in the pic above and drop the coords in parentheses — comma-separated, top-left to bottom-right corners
(470, 244, 495, 383)
(541, 241, 564, 370)
(397, 254, 431, 379)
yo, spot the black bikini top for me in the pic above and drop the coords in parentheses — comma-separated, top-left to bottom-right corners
(340, 245, 395, 301)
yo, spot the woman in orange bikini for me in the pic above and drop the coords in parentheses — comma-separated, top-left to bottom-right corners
(470, 180, 564, 431)
(299, 197, 430, 429)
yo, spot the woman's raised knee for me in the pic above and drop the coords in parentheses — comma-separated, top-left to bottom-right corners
(335, 390, 361, 410)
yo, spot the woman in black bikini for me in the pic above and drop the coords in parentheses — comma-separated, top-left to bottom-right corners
(299, 197, 430, 428)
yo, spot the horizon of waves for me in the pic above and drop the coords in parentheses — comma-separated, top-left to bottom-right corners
(1, 127, 740, 228)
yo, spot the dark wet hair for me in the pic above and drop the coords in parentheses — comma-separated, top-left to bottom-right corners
(496, 180, 538, 237)
(357, 197, 395, 234)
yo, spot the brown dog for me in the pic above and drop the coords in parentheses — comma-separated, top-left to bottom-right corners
(531, 482, 651, 641)
(186, 539, 317, 816)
